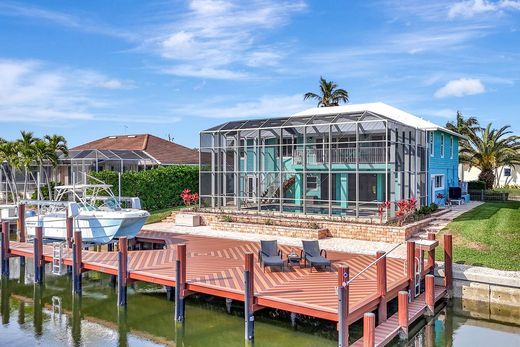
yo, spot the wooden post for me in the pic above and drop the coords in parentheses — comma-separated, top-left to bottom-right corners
(398, 290, 409, 339)
(338, 266, 349, 347)
(363, 312, 375, 347)
(34, 226, 43, 284)
(66, 217, 73, 249)
(175, 244, 186, 321)
(376, 251, 387, 324)
(444, 234, 453, 297)
(406, 241, 415, 298)
(427, 232, 436, 275)
(118, 237, 128, 306)
(17, 204, 25, 242)
(72, 230, 82, 294)
(1, 221, 9, 277)
(425, 274, 435, 315)
(244, 252, 254, 341)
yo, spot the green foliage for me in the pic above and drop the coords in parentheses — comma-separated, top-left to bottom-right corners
(308, 222, 320, 229)
(220, 215, 234, 222)
(90, 165, 198, 211)
(31, 181, 62, 200)
(468, 180, 486, 190)
(264, 218, 274, 226)
(145, 207, 180, 224)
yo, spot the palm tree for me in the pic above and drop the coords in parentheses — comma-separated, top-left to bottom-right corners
(17, 131, 38, 198)
(445, 111, 480, 181)
(43, 134, 68, 199)
(304, 77, 349, 107)
(460, 123, 520, 189)
(0, 140, 20, 202)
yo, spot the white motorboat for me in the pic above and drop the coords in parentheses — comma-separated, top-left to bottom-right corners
(24, 182, 150, 244)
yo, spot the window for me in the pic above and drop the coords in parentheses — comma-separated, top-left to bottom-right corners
(433, 175, 444, 189)
(306, 176, 317, 190)
(239, 140, 245, 158)
(429, 132, 434, 156)
(282, 138, 295, 157)
(450, 136, 454, 159)
(504, 167, 512, 177)
(440, 133, 445, 158)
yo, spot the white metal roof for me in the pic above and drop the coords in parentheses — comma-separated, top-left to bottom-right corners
(290, 102, 462, 137)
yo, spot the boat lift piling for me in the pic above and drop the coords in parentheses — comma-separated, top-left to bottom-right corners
(427, 233, 436, 275)
(337, 266, 349, 347)
(444, 234, 453, 298)
(34, 226, 44, 284)
(376, 251, 387, 324)
(244, 252, 255, 341)
(117, 237, 128, 306)
(72, 230, 82, 294)
(175, 244, 187, 321)
(17, 204, 25, 266)
(1, 221, 10, 277)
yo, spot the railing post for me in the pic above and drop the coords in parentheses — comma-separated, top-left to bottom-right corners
(175, 244, 186, 321)
(425, 274, 435, 315)
(406, 240, 415, 298)
(398, 290, 409, 340)
(338, 266, 349, 347)
(427, 232, 436, 275)
(34, 226, 43, 284)
(376, 251, 387, 324)
(1, 221, 10, 277)
(72, 230, 82, 294)
(118, 237, 128, 306)
(444, 234, 453, 298)
(244, 252, 254, 341)
(363, 312, 375, 347)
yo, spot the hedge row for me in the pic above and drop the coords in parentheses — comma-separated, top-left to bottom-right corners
(90, 165, 198, 211)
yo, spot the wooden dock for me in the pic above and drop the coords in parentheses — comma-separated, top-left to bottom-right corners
(1, 222, 451, 346)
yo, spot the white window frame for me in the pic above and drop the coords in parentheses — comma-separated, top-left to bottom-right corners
(450, 136, 454, 159)
(306, 175, 318, 190)
(433, 174, 444, 190)
(504, 167, 512, 177)
(429, 132, 434, 157)
(440, 133, 445, 158)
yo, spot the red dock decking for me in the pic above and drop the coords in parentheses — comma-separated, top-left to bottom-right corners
(6, 229, 448, 345)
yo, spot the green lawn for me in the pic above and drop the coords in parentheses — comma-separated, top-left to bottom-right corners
(145, 207, 181, 224)
(437, 202, 520, 271)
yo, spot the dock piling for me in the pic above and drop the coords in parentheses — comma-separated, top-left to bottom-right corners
(72, 230, 82, 294)
(66, 217, 73, 249)
(34, 226, 43, 283)
(425, 274, 435, 315)
(398, 290, 409, 340)
(175, 244, 186, 321)
(118, 237, 128, 306)
(427, 233, 436, 275)
(376, 251, 387, 324)
(363, 312, 375, 347)
(17, 204, 25, 266)
(244, 252, 254, 341)
(1, 221, 10, 277)
(444, 234, 453, 297)
(338, 265, 349, 347)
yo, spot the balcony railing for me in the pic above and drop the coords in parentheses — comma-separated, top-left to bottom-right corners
(293, 147, 386, 165)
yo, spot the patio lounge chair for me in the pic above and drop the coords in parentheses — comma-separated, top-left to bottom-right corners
(301, 240, 331, 272)
(258, 240, 284, 272)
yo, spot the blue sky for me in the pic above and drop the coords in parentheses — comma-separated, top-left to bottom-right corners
(0, 0, 519, 148)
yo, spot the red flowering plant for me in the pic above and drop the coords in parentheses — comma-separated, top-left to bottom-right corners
(180, 189, 199, 207)
(378, 201, 391, 224)
(394, 198, 417, 226)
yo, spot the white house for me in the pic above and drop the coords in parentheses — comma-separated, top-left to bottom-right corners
(460, 164, 520, 187)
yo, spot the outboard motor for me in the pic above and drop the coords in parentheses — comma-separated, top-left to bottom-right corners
(130, 197, 141, 210)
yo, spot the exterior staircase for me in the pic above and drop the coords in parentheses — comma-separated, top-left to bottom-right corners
(260, 175, 296, 204)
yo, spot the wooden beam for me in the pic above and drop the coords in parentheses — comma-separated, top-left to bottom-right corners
(363, 312, 375, 347)
(398, 290, 409, 339)
(376, 251, 387, 324)
(425, 274, 435, 315)
(444, 234, 453, 297)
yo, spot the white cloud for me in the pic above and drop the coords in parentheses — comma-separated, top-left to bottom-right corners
(148, 0, 306, 79)
(448, 0, 520, 19)
(434, 78, 486, 98)
(0, 59, 130, 122)
(170, 94, 310, 119)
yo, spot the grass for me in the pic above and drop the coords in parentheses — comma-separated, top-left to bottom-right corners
(145, 207, 181, 224)
(436, 202, 520, 271)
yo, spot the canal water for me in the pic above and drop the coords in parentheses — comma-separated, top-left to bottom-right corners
(1, 258, 519, 346)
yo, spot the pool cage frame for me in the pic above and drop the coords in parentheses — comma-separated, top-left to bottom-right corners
(199, 110, 429, 221)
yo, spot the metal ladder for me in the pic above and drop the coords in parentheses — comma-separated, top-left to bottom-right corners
(52, 296, 62, 320)
(414, 256, 422, 297)
(52, 242, 64, 275)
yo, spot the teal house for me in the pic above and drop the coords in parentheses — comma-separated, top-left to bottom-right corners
(199, 103, 462, 220)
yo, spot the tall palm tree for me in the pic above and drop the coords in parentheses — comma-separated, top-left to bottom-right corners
(304, 77, 349, 107)
(17, 131, 38, 198)
(43, 134, 68, 199)
(460, 123, 520, 189)
(445, 111, 480, 181)
(0, 140, 20, 202)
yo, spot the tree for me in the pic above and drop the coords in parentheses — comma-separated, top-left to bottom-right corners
(0, 140, 20, 202)
(304, 76, 349, 107)
(460, 123, 520, 189)
(446, 111, 480, 180)
(43, 134, 68, 199)
(17, 131, 38, 198)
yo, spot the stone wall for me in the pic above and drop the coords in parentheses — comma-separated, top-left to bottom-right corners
(212, 222, 330, 239)
(167, 209, 449, 243)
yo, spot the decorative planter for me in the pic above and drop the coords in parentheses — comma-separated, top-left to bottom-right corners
(175, 213, 201, 227)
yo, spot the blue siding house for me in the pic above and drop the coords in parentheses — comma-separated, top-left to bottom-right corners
(427, 130, 459, 206)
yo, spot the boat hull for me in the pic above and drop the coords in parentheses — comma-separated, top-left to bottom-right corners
(25, 210, 149, 244)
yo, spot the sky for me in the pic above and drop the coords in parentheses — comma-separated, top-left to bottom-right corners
(0, 0, 519, 148)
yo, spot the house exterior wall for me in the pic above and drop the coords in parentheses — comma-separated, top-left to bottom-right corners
(428, 130, 459, 205)
(461, 164, 520, 187)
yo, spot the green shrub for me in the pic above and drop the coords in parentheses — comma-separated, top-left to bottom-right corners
(220, 215, 234, 222)
(90, 165, 198, 211)
(468, 180, 486, 190)
(429, 203, 438, 212)
(308, 222, 320, 229)
(31, 181, 62, 200)
(264, 219, 274, 226)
